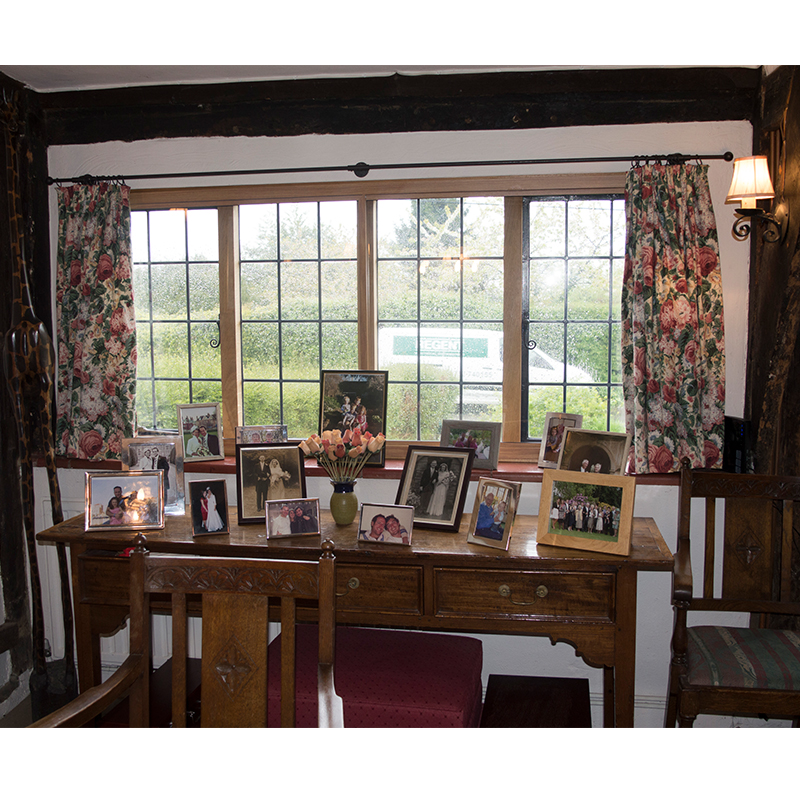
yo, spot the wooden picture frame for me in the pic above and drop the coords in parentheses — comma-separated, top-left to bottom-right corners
(234, 425, 288, 444)
(537, 411, 583, 469)
(266, 498, 321, 539)
(177, 402, 225, 462)
(187, 479, 230, 537)
(236, 442, 307, 524)
(358, 503, 415, 546)
(537, 469, 635, 556)
(121, 435, 185, 515)
(395, 446, 475, 532)
(85, 470, 165, 532)
(557, 428, 632, 476)
(467, 476, 523, 551)
(319, 370, 388, 467)
(440, 420, 502, 471)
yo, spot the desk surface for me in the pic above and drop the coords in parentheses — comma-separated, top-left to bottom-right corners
(39, 509, 672, 571)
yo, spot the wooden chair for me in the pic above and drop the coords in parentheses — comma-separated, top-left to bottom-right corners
(30, 536, 344, 727)
(665, 459, 800, 727)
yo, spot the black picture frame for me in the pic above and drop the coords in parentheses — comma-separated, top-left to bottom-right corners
(235, 442, 307, 524)
(395, 446, 475, 532)
(319, 370, 388, 467)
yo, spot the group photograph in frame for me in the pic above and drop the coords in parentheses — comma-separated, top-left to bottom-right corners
(467, 477, 523, 551)
(538, 411, 583, 469)
(557, 429, 632, 476)
(537, 469, 635, 556)
(395, 446, 475, 532)
(266, 498, 321, 539)
(358, 503, 414, 545)
(319, 370, 388, 467)
(236, 442, 307, 524)
(187, 479, 230, 537)
(177, 402, 225, 462)
(235, 424, 288, 444)
(85, 470, 165, 532)
(121, 435, 185, 515)
(440, 420, 502, 471)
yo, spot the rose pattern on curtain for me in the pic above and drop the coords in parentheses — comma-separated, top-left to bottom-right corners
(621, 164, 725, 474)
(55, 183, 136, 460)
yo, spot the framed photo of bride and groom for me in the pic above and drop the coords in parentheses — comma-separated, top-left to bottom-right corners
(395, 445, 475, 531)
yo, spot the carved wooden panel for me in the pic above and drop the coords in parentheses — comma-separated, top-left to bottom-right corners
(723, 497, 774, 601)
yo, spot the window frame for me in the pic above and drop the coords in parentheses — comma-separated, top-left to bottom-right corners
(130, 172, 626, 460)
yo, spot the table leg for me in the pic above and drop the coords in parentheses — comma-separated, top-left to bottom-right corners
(614, 567, 638, 727)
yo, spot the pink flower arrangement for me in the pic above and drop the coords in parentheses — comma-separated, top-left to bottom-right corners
(299, 428, 386, 483)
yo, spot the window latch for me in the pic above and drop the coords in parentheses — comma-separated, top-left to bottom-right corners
(522, 311, 537, 351)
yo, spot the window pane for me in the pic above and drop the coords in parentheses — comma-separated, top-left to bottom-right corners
(462, 259, 503, 320)
(566, 385, 610, 430)
(379, 323, 419, 382)
(420, 260, 461, 320)
(612, 198, 626, 258)
(132, 262, 151, 321)
(528, 385, 566, 436)
(239, 204, 277, 261)
(152, 323, 188, 377)
(378, 199, 417, 258)
(187, 209, 219, 261)
(529, 259, 566, 321)
(148, 210, 187, 262)
(189, 263, 219, 320)
(320, 201, 357, 259)
(378, 260, 418, 320)
(280, 323, 320, 380)
(241, 322, 279, 380)
(420, 383, 460, 439)
(385, 382, 419, 440)
(566, 323, 610, 382)
(321, 321, 358, 370)
(190, 322, 221, 380)
(150, 264, 187, 319)
(419, 198, 461, 258)
(568, 199, 611, 257)
(529, 201, 566, 257)
(154, 380, 189, 429)
(279, 203, 318, 261)
(320, 261, 357, 320)
(281, 262, 319, 320)
(462, 384, 502, 421)
(281, 381, 319, 438)
(242, 382, 281, 426)
(568, 259, 611, 320)
(241, 262, 278, 320)
(463, 197, 504, 256)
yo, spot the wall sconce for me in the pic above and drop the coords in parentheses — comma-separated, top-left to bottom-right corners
(725, 155, 788, 243)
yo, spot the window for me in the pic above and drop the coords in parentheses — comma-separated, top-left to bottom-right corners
(129, 175, 624, 451)
(523, 195, 625, 439)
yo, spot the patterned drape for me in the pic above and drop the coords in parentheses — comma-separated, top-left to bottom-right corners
(621, 164, 725, 473)
(55, 183, 136, 460)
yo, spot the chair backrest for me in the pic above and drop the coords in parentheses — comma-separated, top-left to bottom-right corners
(130, 536, 338, 727)
(676, 459, 800, 617)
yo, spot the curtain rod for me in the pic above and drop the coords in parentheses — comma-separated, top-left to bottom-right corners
(47, 151, 735, 185)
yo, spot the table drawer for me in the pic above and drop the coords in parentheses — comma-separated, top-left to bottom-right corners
(336, 565, 423, 616)
(434, 568, 614, 621)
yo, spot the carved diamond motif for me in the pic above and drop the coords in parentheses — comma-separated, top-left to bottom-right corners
(212, 635, 257, 698)
(732, 530, 764, 567)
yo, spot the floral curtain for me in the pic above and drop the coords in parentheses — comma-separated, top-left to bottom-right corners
(621, 164, 725, 473)
(55, 183, 136, 460)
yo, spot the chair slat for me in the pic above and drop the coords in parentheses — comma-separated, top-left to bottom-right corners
(280, 598, 297, 728)
(171, 593, 187, 728)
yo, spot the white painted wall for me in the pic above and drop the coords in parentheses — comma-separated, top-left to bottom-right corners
(25, 119, 784, 726)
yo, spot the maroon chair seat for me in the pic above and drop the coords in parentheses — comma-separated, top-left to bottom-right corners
(268, 625, 483, 727)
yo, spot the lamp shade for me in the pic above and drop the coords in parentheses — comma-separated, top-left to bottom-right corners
(726, 156, 775, 204)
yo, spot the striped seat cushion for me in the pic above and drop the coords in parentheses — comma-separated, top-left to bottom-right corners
(686, 626, 800, 690)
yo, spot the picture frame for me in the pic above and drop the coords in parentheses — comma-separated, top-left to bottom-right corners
(557, 428, 632, 476)
(467, 477, 523, 551)
(537, 469, 635, 556)
(319, 370, 388, 467)
(235, 425, 288, 444)
(537, 412, 583, 469)
(236, 443, 307, 524)
(440, 420, 502, 471)
(187, 479, 230, 537)
(358, 503, 415, 545)
(395, 446, 475, 532)
(266, 498, 321, 539)
(85, 470, 165, 532)
(176, 402, 225, 462)
(121, 435, 185, 515)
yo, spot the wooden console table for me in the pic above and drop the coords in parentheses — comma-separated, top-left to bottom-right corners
(37, 510, 672, 727)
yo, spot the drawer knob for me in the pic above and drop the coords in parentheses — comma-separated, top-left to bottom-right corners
(336, 576, 360, 597)
(498, 583, 548, 605)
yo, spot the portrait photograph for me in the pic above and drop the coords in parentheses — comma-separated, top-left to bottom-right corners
(235, 424, 288, 444)
(538, 412, 583, 469)
(266, 498, 321, 539)
(440, 420, 502, 471)
(395, 446, 475, 531)
(122, 435, 185, 515)
(467, 477, 523, 551)
(85, 470, 164, 532)
(358, 503, 414, 545)
(537, 469, 635, 556)
(187, 479, 229, 537)
(177, 402, 225, 462)
(236, 443, 307, 524)
(319, 370, 388, 467)
(557, 429, 632, 476)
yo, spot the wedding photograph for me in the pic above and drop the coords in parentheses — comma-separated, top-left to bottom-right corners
(188, 479, 229, 536)
(236, 443, 306, 523)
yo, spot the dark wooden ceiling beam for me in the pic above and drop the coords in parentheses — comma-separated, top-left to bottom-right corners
(38, 67, 761, 145)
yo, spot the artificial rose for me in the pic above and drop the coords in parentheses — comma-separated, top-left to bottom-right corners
(334, 443, 346, 459)
(78, 429, 104, 459)
(299, 441, 311, 456)
(367, 433, 386, 453)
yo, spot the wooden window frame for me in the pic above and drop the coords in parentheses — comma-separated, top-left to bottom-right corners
(131, 173, 625, 459)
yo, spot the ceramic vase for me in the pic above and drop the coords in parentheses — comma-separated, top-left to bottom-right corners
(330, 481, 358, 525)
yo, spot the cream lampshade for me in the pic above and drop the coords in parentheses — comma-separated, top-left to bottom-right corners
(726, 155, 775, 209)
